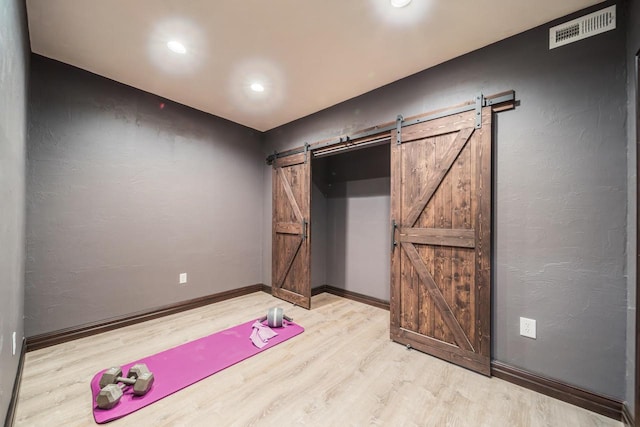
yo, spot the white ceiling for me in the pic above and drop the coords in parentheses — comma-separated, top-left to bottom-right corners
(26, 0, 603, 132)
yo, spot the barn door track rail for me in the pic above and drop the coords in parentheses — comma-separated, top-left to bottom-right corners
(265, 90, 515, 164)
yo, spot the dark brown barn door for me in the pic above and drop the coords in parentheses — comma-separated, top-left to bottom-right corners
(272, 153, 311, 309)
(390, 107, 492, 375)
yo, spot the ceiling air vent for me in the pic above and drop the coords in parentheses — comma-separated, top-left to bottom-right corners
(549, 5, 616, 49)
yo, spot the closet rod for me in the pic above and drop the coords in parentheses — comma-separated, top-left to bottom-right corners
(312, 136, 391, 158)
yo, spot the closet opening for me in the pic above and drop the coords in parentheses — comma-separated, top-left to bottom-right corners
(311, 142, 391, 303)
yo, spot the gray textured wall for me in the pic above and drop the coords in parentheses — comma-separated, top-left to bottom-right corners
(326, 177, 390, 301)
(26, 56, 264, 336)
(0, 0, 28, 421)
(626, 0, 640, 412)
(263, 2, 628, 399)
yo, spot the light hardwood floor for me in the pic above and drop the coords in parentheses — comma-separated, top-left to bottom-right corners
(14, 292, 620, 426)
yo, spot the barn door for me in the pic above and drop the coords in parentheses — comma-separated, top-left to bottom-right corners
(390, 107, 492, 375)
(272, 152, 311, 309)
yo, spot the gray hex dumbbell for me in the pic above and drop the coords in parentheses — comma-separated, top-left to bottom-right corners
(96, 384, 124, 410)
(96, 364, 155, 409)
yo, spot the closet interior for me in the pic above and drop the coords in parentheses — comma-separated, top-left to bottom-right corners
(310, 143, 391, 302)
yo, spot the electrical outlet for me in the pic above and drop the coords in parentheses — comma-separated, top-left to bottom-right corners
(12, 332, 16, 356)
(179, 273, 187, 284)
(520, 317, 536, 339)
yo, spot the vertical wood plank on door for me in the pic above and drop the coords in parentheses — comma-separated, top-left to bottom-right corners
(476, 107, 492, 358)
(470, 123, 479, 351)
(272, 166, 281, 290)
(433, 133, 455, 345)
(451, 140, 474, 347)
(401, 140, 419, 331)
(418, 138, 436, 338)
(304, 157, 311, 297)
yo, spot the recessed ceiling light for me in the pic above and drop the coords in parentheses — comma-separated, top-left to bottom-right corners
(250, 82, 265, 92)
(167, 40, 186, 54)
(391, 0, 411, 7)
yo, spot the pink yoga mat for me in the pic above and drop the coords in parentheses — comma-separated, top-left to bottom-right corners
(90, 319, 304, 424)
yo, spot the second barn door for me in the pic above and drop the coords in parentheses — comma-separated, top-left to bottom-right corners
(390, 107, 492, 375)
(272, 152, 311, 309)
